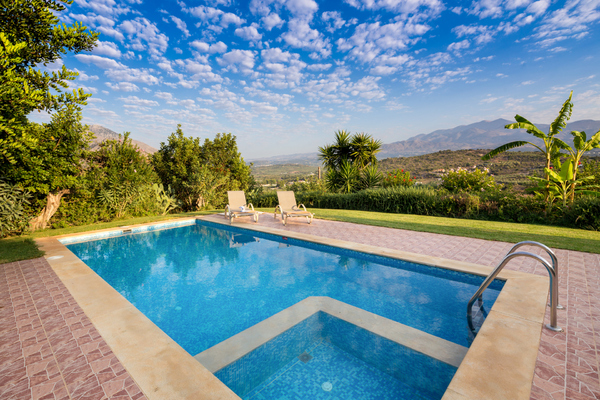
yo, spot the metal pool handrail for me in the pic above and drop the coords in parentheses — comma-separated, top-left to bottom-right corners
(505, 241, 563, 309)
(467, 251, 563, 335)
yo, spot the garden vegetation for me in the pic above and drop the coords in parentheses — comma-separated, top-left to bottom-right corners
(0, 0, 251, 238)
(1, 1, 600, 245)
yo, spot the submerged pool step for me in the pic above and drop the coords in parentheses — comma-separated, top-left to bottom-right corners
(199, 297, 463, 399)
(195, 296, 467, 373)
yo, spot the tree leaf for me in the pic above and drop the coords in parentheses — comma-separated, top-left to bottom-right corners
(481, 141, 532, 160)
(549, 91, 573, 136)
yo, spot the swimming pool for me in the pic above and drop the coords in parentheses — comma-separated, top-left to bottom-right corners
(64, 219, 504, 398)
(66, 220, 502, 350)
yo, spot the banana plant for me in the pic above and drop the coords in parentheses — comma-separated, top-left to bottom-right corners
(531, 159, 600, 208)
(483, 91, 573, 179)
(561, 129, 600, 201)
(482, 91, 573, 208)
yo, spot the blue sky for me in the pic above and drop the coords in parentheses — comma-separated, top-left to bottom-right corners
(36, 0, 600, 159)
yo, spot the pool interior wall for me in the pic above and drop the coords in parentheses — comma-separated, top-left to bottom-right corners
(216, 311, 456, 400)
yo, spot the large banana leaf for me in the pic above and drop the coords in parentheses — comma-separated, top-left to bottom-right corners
(481, 140, 537, 160)
(588, 129, 600, 149)
(549, 91, 573, 136)
(553, 137, 571, 151)
(506, 115, 546, 139)
(545, 167, 563, 182)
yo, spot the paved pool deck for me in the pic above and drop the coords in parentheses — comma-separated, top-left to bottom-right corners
(1, 215, 599, 399)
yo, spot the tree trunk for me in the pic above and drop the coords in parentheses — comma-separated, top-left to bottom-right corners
(29, 189, 70, 232)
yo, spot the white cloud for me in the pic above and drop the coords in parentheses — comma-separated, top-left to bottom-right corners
(447, 39, 470, 52)
(73, 68, 99, 81)
(154, 91, 175, 101)
(549, 46, 568, 52)
(286, 0, 319, 17)
(481, 94, 500, 104)
(92, 41, 122, 58)
(338, 21, 429, 63)
(96, 25, 125, 41)
(118, 18, 169, 56)
(221, 12, 245, 27)
(75, 0, 131, 17)
(184, 5, 245, 27)
(307, 63, 332, 71)
(190, 40, 228, 53)
(453, 24, 496, 45)
(184, 60, 223, 82)
(119, 95, 159, 106)
(75, 54, 125, 69)
(217, 50, 256, 74)
(322, 11, 345, 33)
(345, 0, 444, 17)
(170, 16, 190, 37)
(262, 13, 284, 30)
(106, 82, 140, 91)
(282, 18, 332, 58)
(261, 48, 295, 63)
(235, 23, 262, 41)
(244, 87, 294, 106)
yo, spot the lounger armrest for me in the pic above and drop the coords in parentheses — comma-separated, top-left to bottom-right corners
(296, 204, 308, 212)
(246, 203, 255, 211)
(225, 205, 231, 215)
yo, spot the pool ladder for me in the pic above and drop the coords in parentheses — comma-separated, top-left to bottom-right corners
(467, 241, 564, 335)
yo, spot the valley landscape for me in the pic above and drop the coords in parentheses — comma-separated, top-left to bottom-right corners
(91, 119, 600, 189)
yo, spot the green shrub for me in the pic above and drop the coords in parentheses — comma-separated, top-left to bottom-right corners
(0, 181, 31, 237)
(441, 167, 501, 193)
(562, 196, 600, 230)
(382, 169, 414, 188)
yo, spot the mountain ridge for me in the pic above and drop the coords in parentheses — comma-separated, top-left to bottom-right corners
(87, 125, 158, 155)
(249, 118, 600, 164)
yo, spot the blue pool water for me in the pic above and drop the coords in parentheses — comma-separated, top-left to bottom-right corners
(217, 312, 456, 399)
(66, 220, 503, 354)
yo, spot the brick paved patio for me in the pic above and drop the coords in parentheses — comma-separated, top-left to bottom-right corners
(1, 216, 599, 399)
(0, 257, 146, 400)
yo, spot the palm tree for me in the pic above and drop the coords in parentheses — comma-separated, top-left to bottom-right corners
(318, 130, 352, 171)
(318, 130, 383, 193)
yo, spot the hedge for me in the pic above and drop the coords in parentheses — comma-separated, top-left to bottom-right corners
(250, 187, 600, 231)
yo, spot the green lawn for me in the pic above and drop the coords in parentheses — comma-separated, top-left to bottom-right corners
(292, 208, 600, 254)
(2, 208, 599, 264)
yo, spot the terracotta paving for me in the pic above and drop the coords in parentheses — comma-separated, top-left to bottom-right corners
(1, 215, 599, 399)
(0, 257, 146, 400)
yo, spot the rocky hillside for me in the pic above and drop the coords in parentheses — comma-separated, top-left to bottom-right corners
(87, 125, 157, 154)
(378, 119, 600, 158)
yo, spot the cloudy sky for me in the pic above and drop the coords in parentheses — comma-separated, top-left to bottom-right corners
(36, 0, 600, 159)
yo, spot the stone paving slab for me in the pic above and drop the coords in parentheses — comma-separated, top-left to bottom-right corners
(2, 214, 599, 399)
(0, 257, 147, 400)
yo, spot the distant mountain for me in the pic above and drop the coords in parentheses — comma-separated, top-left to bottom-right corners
(248, 152, 321, 166)
(378, 119, 600, 158)
(88, 125, 157, 154)
(249, 118, 600, 165)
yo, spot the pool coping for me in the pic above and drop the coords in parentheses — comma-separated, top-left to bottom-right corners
(35, 215, 550, 400)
